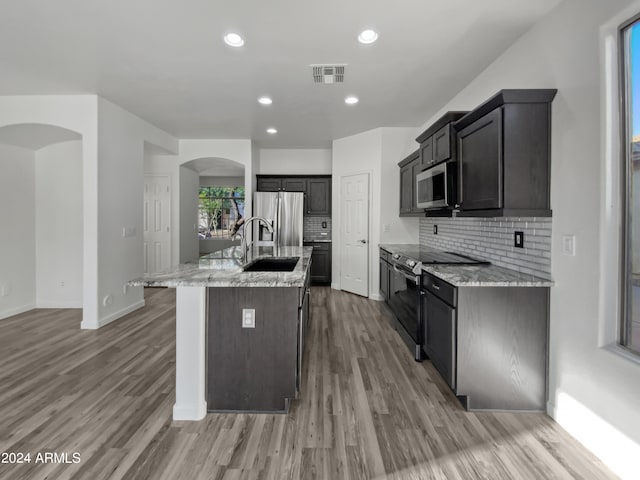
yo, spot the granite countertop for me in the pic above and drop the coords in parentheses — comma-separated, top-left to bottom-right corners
(129, 246, 313, 288)
(379, 243, 553, 288)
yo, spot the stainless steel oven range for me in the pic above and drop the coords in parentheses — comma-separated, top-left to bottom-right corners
(387, 248, 488, 361)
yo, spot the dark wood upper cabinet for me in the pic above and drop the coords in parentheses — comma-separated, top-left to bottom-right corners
(432, 124, 452, 163)
(306, 177, 331, 216)
(416, 111, 468, 171)
(256, 177, 282, 191)
(419, 137, 432, 170)
(398, 150, 422, 217)
(454, 89, 557, 217)
(282, 178, 307, 192)
(256, 175, 331, 216)
(458, 107, 503, 211)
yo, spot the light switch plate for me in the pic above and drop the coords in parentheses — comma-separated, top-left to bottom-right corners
(514, 231, 524, 248)
(562, 235, 576, 256)
(242, 308, 255, 328)
(122, 226, 136, 238)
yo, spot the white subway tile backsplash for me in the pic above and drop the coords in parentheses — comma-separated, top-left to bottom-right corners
(420, 216, 551, 279)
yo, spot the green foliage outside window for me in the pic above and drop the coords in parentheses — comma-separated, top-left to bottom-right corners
(198, 187, 245, 239)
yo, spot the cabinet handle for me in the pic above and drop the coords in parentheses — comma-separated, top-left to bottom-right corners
(432, 283, 440, 290)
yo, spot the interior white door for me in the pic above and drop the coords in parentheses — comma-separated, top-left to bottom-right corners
(340, 173, 369, 297)
(143, 175, 171, 274)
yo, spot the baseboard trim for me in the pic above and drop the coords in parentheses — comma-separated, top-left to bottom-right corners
(331, 282, 340, 290)
(173, 401, 207, 421)
(82, 300, 145, 330)
(369, 293, 383, 301)
(0, 303, 36, 320)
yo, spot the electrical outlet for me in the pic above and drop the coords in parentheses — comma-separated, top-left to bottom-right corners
(514, 231, 524, 248)
(383, 224, 390, 233)
(562, 235, 576, 256)
(123, 284, 129, 294)
(242, 308, 255, 328)
(59, 281, 65, 288)
(322, 221, 327, 229)
(433, 225, 438, 235)
(0, 283, 9, 297)
(103, 294, 114, 307)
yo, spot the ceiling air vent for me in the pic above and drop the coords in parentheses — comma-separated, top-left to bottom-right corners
(311, 64, 346, 84)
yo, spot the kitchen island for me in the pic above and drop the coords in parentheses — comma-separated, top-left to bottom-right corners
(129, 245, 313, 420)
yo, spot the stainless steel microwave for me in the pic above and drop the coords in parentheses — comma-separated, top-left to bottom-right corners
(416, 162, 456, 210)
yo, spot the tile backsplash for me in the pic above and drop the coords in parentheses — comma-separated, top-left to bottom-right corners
(304, 216, 332, 241)
(419, 217, 551, 279)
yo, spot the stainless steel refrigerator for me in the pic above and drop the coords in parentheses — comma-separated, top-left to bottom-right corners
(252, 191, 304, 247)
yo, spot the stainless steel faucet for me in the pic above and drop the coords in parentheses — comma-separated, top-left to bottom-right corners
(233, 216, 274, 262)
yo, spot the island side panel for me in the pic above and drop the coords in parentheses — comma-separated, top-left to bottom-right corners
(174, 286, 207, 420)
(207, 287, 299, 412)
(456, 287, 549, 411)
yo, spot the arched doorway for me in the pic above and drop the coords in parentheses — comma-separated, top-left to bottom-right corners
(0, 123, 83, 318)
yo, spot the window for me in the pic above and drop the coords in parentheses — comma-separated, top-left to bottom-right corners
(621, 17, 640, 354)
(198, 186, 245, 239)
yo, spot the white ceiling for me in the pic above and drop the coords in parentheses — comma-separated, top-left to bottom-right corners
(0, 0, 563, 148)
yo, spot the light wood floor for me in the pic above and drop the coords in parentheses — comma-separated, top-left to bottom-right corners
(0, 287, 617, 480)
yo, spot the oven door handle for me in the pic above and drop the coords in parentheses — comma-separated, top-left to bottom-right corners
(393, 264, 419, 284)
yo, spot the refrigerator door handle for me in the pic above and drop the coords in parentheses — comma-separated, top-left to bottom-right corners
(276, 193, 282, 247)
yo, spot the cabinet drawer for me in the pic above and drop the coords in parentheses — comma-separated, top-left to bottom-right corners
(422, 274, 456, 306)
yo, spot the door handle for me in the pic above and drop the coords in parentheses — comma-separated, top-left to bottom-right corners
(358, 239, 367, 244)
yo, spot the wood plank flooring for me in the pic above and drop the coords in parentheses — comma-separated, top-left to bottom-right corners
(0, 287, 617, 479)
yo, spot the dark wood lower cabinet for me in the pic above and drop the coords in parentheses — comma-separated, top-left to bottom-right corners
(421, 275, 549, 411)
(304, 242, 332, 285)
(379, 250, 390, 302)
(207, 285, 307, 412)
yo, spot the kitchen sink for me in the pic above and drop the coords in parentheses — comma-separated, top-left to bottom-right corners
(243, 257, 299, 272)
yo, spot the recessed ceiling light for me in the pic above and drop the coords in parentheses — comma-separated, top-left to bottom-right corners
(266, 127, 278, 134)
(358, 29, 378, 44)
(223, 33, 245, 47)
(345, 96, 359, 105)
(258, 96, 272, 105)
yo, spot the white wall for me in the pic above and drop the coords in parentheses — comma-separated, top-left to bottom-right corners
(411, 0, 640, 477)
(258, 148, 332, 174)
(0, 95, 98, 325)
(380, 128, 421, 244)
(35, 140, 83, 308)
(179, 166, 199, 263)
(0, 144, 35, 319)
(332, 128, 417, 299)
(94, 97, 178, 328)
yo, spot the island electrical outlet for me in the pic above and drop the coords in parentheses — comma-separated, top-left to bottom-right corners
(242, 308, 255, 328)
